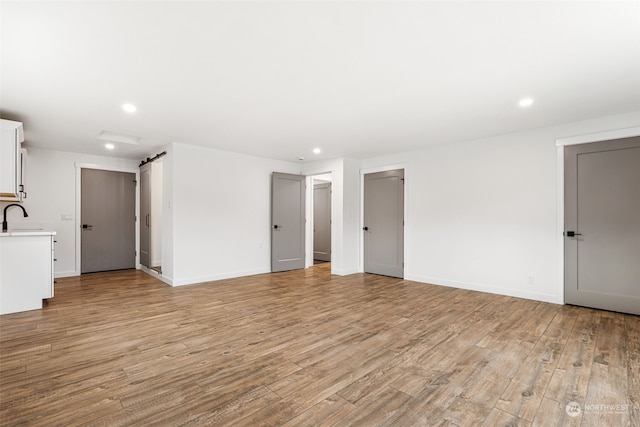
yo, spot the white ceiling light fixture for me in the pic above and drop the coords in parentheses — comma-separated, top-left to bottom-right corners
(518, 97, 534, 108)
(105, 143, 115, 150)
(312, 147, 321, 154)
(122, 103, 137, 113)
(97, 130, 141, 145)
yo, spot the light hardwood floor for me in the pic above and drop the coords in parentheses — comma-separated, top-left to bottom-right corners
(1, 264, 638, 426)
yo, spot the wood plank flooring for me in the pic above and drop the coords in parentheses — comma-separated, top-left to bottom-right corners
(1, 264, 638, 426)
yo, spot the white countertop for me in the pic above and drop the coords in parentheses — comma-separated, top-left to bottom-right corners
(0, 230, 56, 237)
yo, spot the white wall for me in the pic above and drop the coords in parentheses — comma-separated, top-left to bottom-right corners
(302, 157, 361, 275)
(361, 111, 640, 304)
(313, 173, 332, 183)
(342, 158, 362, 274)
(166, 142, 300, 286)
(0, 147, 139, 277)
(160, 145, 174, 281)
(10, 110, 638, 304)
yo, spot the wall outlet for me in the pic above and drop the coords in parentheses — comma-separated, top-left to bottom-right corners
(527, 275, 535, 285)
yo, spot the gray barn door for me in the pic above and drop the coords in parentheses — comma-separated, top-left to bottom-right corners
(313, 182, 331, 262)
(363, 169, 404, 278)
(564, 137, 640, 315)
(139, 163, 151, 268)
(81, 169, 136, 273)
(271, 172, 305, 272)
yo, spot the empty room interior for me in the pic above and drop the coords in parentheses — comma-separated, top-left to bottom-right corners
(1, 1, 639, 426)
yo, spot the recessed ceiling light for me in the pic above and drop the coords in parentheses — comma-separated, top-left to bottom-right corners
(518, 97, 534, 108)
(313, 147, 321, 155)
(105, 143, 115, 150)
(97, 130, 140, 145)
(122, 103, 137, 113)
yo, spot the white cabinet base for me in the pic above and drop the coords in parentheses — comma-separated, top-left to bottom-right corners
(0, 233, 54, 315)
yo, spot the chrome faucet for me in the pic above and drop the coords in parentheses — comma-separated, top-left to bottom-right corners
(2, 204, 29, 232)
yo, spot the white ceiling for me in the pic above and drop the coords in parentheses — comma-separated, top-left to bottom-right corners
(1, 1, 639, 162)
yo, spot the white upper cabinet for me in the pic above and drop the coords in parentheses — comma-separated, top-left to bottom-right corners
(0, 119, 25, 202)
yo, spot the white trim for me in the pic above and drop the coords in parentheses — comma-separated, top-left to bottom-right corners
(360, 163, 407, 175)
(554, 126, 640, 306)
(74, 162, 140, 276)
(169, 268, 270, 287)
(332, 268, 360, 276)
(304, 170, 335, 273)
(140, 265, 172, 286)
(54, 270, 78, 278)
(305, 175, 313, 269)
(305, 170, 337, 274)
(359, 163, 408, 276)
(405, 274, 562, 305)
(556, 146, 565, 305)
(74, 162, 138, 174)
(555, 126, 640, 147)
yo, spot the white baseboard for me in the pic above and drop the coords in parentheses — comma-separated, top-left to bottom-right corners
(404, 274, 562, 305)
(140, 265, 172, 285)
(55, 270, 78, 278)
(169, 268, 271, 287)
(332, 268, 360, 276)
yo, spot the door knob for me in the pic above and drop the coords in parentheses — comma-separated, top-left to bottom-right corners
(82, 224, 93, 230)
(564, 231, 582, 237)
(273, 224, 281, 230)
(363, 226, 369, 231)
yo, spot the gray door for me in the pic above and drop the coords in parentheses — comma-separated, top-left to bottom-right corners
(564, 136, 640, 315)
(81, 169, 136, 273)
(363, 169, 404, 278)
(271, 172, 305, 272)
(313, 182, 331, 262)
(139, 163, 151, 268)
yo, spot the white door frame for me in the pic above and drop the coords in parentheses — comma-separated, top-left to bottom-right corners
(555, 126, 640, 304)
(359, 163, 408, 274)
(74, 162, 140, 276)
(304, 169, 334, 269)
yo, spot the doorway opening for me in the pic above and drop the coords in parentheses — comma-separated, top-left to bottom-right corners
(563, 136, 640, 315)
(311, 173, 332, 266)
(270, 171, 334, 273)
(271, 172, 306, 272)
(80, 168, 136, 274)
(362, 168, 405, 278)
(140, 158, 163, 275)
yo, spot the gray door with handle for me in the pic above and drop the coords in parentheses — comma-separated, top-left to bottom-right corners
(271, 172, 305, 272)
(139, 163, 151, 268)
(363, 169, 404, 278)
(313, 182, 331, 262)
(564, 136, 640, 315)
(81, 168, 136, 273)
